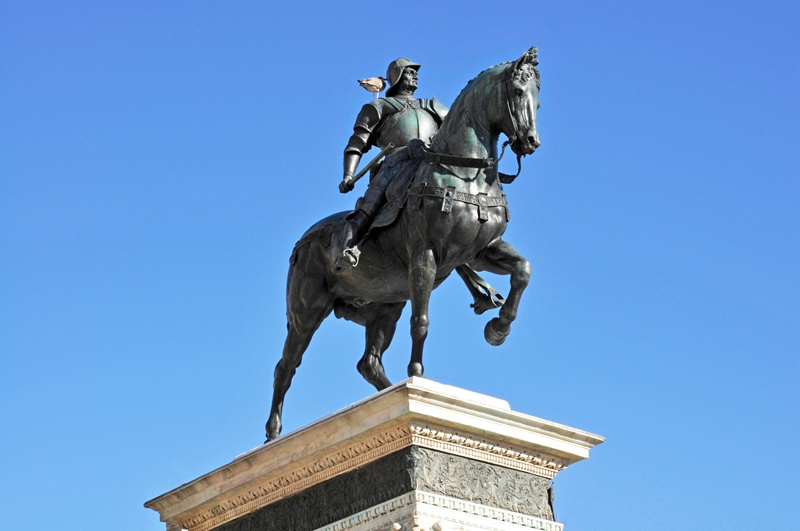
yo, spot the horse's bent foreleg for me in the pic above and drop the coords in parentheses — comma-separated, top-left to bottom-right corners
(266, 251, 333, 441)
(355, 302, 406, 390)
(473, 238, 531, 346)
(408, 248, 436, 377)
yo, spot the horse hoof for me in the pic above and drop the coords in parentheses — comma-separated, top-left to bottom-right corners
(407, 362, 424, 377)
(484, 318, 509, 346)
(265, 418, 282, 441)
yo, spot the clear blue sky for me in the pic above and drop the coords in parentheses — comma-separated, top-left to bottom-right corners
(2, 2, 798, 529)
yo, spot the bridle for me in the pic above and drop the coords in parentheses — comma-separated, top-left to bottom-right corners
(493, 67, 533, 183)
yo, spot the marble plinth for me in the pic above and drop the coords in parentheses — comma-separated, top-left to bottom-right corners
(145, 378, 603, 531)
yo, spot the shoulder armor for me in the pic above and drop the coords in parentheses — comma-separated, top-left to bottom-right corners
(431, 96, 449, 122)
(420, 96, 448, 125)
(353, 102, 383, 133)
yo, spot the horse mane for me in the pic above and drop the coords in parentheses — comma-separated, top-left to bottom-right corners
(451, 49, 541, 107)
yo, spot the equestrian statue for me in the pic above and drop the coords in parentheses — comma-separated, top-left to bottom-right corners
(266, 47, 541, 441)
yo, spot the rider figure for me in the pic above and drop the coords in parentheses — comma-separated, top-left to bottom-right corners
(336, 58, 504, 314)
(336, 58, 448, 270)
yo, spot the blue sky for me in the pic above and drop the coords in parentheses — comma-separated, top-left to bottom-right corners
(1, 1, 798, 530)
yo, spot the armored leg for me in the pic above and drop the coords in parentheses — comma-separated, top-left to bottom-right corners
(334, 186, 386, 272)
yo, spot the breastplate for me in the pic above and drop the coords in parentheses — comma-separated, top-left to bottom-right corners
(376, 104, 439, 150)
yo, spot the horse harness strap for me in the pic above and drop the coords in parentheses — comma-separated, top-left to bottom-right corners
(407, 183, 510, 222)
(421, 151, 495, 169)
(412, 139, 523, 184)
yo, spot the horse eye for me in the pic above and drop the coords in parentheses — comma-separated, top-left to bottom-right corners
(514, 88, 523, 97)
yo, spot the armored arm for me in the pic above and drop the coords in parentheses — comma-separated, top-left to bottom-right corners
(341, 103, 382, 193)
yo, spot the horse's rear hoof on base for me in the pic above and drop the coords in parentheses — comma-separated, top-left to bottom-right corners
(407, 362, 424, 377)
(484, 318, 510, 346)
(265, 418, 282, 442)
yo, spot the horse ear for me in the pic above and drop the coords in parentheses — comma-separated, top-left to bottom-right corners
(514, 46, 539, 71)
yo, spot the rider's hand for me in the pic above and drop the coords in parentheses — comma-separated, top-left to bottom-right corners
(339, 175, 355, 193)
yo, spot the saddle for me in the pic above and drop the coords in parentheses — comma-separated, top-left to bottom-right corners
(370, 139, 510, 231)
(370, 145, 424, 230)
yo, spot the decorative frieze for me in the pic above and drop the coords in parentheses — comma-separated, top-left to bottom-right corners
(408, 447, 553, 520)
(409, 426, 567, 478)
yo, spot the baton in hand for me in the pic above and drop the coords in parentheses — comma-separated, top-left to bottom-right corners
(346, 142, 395, 187)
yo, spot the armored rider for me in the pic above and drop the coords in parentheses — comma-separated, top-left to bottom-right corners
(336, 58, 448, 270)
(335, 58, 505, 315)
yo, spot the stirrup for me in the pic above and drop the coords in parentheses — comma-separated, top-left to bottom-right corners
(334, 246, 361, 272)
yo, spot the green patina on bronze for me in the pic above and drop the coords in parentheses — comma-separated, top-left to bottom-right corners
(266, 48, 542, 442)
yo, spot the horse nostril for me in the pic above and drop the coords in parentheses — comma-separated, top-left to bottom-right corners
(527, 136, 538, 146)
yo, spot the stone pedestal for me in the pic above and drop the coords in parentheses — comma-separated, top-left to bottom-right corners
(145, 378, 603, 531)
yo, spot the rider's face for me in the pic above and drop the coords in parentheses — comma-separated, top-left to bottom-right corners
(399, 67, 418, 91)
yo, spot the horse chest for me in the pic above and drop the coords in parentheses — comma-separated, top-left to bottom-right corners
(411, 199, 507, 264)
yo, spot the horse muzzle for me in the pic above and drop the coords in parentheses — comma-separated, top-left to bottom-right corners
(511, 134, 539, 156)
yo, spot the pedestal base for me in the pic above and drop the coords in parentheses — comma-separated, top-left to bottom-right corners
(146, 378, 603, 531)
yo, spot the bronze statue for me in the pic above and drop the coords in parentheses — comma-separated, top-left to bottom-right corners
(266, 47, 541, 441)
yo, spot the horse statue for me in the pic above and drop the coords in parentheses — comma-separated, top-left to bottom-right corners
(266, 47, 541, 441)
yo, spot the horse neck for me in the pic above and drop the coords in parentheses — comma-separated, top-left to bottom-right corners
(431, 67, 504, 159)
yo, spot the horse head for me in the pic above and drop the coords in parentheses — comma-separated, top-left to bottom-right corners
(487, 47, 541, 157)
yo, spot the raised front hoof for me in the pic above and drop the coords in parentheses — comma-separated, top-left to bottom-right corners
(484, 318, 510, 346)
(407, 361, 424, 378)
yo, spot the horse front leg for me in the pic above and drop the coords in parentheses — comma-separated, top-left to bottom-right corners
(473, 238, 531, 346)
(408, 247, 436, 377)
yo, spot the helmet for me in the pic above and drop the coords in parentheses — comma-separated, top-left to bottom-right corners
(385, 58, 420, 96)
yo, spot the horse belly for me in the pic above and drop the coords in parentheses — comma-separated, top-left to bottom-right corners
(330, 233, 412, 303)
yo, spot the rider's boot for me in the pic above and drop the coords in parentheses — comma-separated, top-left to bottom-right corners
(334, 209, 371, 272)
(334, 186, 384, 272)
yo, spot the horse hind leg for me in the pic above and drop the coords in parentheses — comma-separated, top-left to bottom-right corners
(473, 238, 531, 346)
(356, 302, 406, 391)
(408, 247, 436, 377)
(265, 251, 333, 441)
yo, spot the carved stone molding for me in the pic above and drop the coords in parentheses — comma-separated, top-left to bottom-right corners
(414, 491, 562, 531)
(409, 425, 567, 478)
(316, 491, 564, 531)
